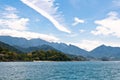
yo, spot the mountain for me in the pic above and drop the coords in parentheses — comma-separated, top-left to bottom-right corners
(15, 44, 60, 53)
(0, 41, 72, 61)
(0, 41, 23, 54)
(0, 36, 49, 48)
(50, 43, 88, 56)
(0, 36, 88, 56)
(0, 40, 86, 61)
(2, 36, 120, 60)
(90, 45, 120, 60)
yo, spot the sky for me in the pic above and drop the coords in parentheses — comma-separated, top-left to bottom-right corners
(0, 0, 120, 51)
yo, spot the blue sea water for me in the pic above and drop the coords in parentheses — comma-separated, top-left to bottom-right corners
(0, 61, 120, 80)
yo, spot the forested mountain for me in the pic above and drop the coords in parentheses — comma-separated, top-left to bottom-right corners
(0, 36, 89, 56)
(0, 41, 22, 61)
(0, 41, 23, 53)
(0, 41, 86, 61)
(1, 36, 120, 61)
(15, 44, 60, 53)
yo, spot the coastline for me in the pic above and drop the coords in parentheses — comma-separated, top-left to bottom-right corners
(1, 60, 120, 62)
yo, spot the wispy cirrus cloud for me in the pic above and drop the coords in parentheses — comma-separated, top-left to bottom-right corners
(21, 0, 71, 33)
(0, 6, 59, 42)
(72, 17, 84, 26)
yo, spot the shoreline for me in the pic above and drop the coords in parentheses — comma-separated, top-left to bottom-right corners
(1, 60, 120, 62)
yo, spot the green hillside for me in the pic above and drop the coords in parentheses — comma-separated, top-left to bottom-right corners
(0, 41, 23, 54)
(0, 41, 86, 61)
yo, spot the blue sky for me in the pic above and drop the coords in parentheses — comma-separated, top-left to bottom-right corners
(0, 0, 120, 51)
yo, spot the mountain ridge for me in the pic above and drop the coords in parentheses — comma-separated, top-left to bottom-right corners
(0, 36, 88, 56)
(0, 41, 23, 54)
(1, 36, 120, 60)
(90, 44, 120, 60)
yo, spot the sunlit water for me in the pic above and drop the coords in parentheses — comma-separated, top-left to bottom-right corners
(0, 61, 120, 80)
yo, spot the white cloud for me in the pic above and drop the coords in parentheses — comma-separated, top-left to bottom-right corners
(91, 11, 120, 38)
(79, 29, 85, 33)
(3, 6, 19, 19)
(0, 18, 29, 31)
(21, 0, 71, 33)
(0, 6, 29, 31)
(0, 6, 59, 42)
(71, 40, 102, 51)
(35, 18, 40, 22)
(4, 13, 19, 19)
(72, 17, 84, 26)
(70, 39, 120, 51)
(5, 6, 17, 11)
(0, 29, 59, 42)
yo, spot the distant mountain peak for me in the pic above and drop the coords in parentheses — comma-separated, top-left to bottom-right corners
(90, 44, 120, 60)
(100, 44, 106, 46)
(98, 44, 107, 47)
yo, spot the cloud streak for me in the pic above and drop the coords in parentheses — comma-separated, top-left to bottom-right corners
(21, 0, 71, 33)
(72, 17, 84, 26)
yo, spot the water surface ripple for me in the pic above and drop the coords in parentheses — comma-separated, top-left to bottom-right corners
(0, 61, 120, 80)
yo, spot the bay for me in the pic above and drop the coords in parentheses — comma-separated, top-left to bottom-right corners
(0, 61, 120, 80)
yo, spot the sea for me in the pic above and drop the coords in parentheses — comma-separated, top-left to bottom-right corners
(0, 61, 120, 80)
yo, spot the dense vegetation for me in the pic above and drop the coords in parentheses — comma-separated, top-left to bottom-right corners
(15, 44, 60, 53)
(0, 41, 23, 54)
(30, 50, 71, 61)
(0, 41, 87, 62)
(0, 48, 71, 61)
